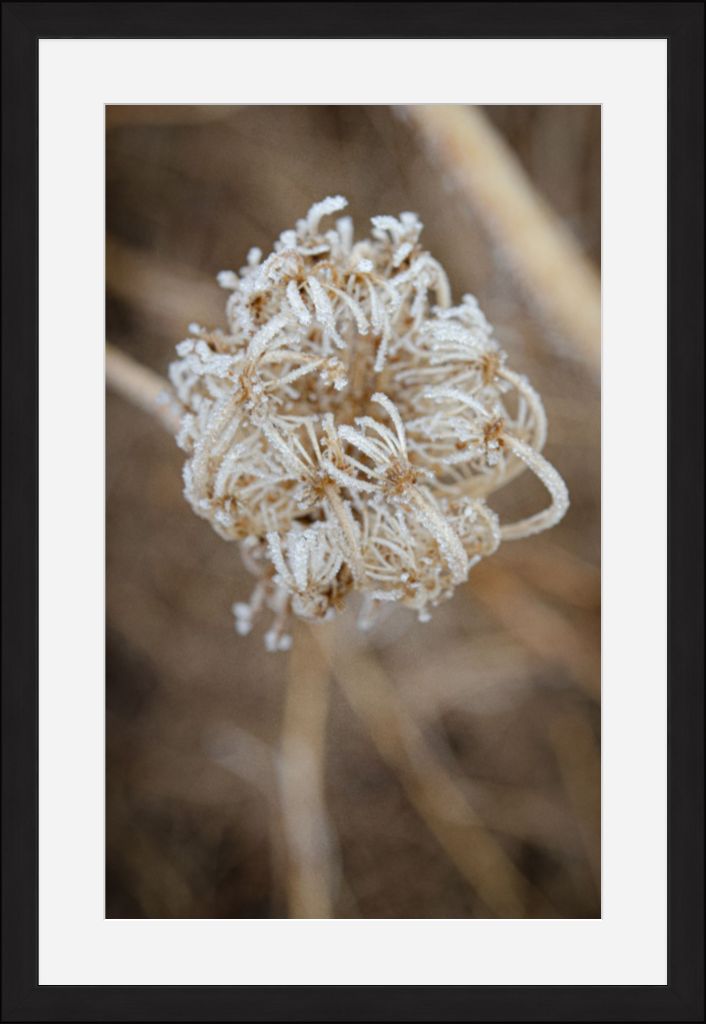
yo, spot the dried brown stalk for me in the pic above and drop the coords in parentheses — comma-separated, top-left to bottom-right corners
(107, 236, 223, 339)
(278, 621, 338, 918)
(405, 105, 601, 373)
(106, 343, 181, 434)
(312, 623, 551, 918)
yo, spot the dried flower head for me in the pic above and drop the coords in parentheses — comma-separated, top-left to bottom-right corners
(169, 196, 569, 649)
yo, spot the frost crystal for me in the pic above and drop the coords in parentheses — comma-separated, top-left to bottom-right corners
(170, 197, 569, 647)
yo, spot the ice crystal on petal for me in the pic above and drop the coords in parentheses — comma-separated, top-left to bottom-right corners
(170, 197, 569, 647)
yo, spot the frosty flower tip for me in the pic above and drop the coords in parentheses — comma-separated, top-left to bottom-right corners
(169, 196, 569, 647)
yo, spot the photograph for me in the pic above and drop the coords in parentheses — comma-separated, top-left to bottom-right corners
(105, 103, 602, 921)
(3, 6, 703, 1020)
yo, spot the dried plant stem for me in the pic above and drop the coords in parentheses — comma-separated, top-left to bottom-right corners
(405, 105, 601, 373)
(106, 343, 181, 434)
(107, 236, 222, 336)
(279, 621, 337, 918)
(313, 624, 547, 918)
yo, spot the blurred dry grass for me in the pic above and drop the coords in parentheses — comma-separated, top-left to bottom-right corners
(106, 105, 600, 919)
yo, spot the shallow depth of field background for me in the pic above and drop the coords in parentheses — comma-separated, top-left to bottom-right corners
(106, 105, 601, 919)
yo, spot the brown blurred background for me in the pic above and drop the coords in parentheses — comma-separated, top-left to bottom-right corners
(106, 105, 601, 919)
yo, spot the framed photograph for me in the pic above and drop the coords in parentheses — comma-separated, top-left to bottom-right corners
(2, 3, 703, 1020)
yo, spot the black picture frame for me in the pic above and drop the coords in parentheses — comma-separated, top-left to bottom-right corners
(2, 3, 703, 1021)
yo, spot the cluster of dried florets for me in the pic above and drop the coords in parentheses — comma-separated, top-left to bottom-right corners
(169, 196, 568, 650)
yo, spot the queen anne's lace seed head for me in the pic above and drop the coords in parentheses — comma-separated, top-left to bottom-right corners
(170, 197, 569, 648)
